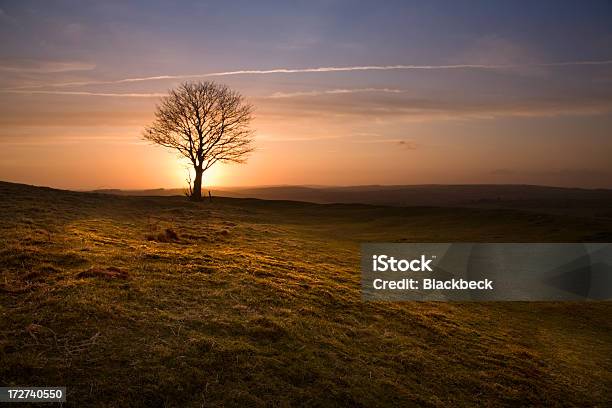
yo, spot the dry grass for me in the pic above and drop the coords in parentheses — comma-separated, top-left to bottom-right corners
(76, 266, 129, 280)
(0, 181, 611, 407)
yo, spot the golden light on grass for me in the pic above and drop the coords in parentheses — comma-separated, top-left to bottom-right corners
(1, 181, 611, 406)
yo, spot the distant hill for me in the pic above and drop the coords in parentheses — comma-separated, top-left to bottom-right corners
(91, 188, 186, 196)
(216, 184, 612, 205)
(91, 184, 612, 217)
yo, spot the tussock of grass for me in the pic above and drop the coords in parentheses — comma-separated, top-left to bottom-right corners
(76, 266, 129, 280)
(0, 181, 611, 407)
(146, 228, 180, 243)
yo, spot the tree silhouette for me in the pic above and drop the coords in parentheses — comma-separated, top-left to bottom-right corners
(143, 81, 254, 200)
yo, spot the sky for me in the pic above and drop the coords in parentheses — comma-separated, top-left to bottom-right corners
(1, 0, 612, 189)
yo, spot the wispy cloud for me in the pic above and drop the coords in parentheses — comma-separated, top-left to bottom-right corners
(9, 59, 612, 89)
(268, 88, 404, 98)
(2, 90, 166, 98)
(0, 60, 96, 74)
(258, 134, 346, 142)
(258, 91, 612, 121)
(0, 135, 146, 146)
(351, 138, 418, 149)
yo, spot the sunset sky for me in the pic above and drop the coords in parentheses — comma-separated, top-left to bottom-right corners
(1, 0, 612, 189)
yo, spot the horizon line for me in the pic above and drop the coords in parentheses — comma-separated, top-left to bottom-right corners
(2, 180, 610, 192)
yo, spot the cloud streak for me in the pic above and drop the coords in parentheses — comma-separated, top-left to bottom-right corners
(268, 88, 404, 98)
(258, 91, 612, 122)
(0, 60, 96, 74)
(2, 90, 166, 98)
(9, 59, 612, 90)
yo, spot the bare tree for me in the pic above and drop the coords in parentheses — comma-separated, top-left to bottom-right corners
(143, 81, 254, 200)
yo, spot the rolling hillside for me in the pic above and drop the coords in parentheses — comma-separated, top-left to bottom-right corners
(1, 181, 611, 406)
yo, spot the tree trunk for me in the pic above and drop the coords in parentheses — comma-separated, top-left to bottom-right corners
(191, 167, 203, 201)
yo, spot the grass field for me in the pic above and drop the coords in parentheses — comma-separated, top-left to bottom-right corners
(1, 181, 611, 407)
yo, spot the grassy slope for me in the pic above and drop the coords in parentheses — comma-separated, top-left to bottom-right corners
(0, 181, 610, 407)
